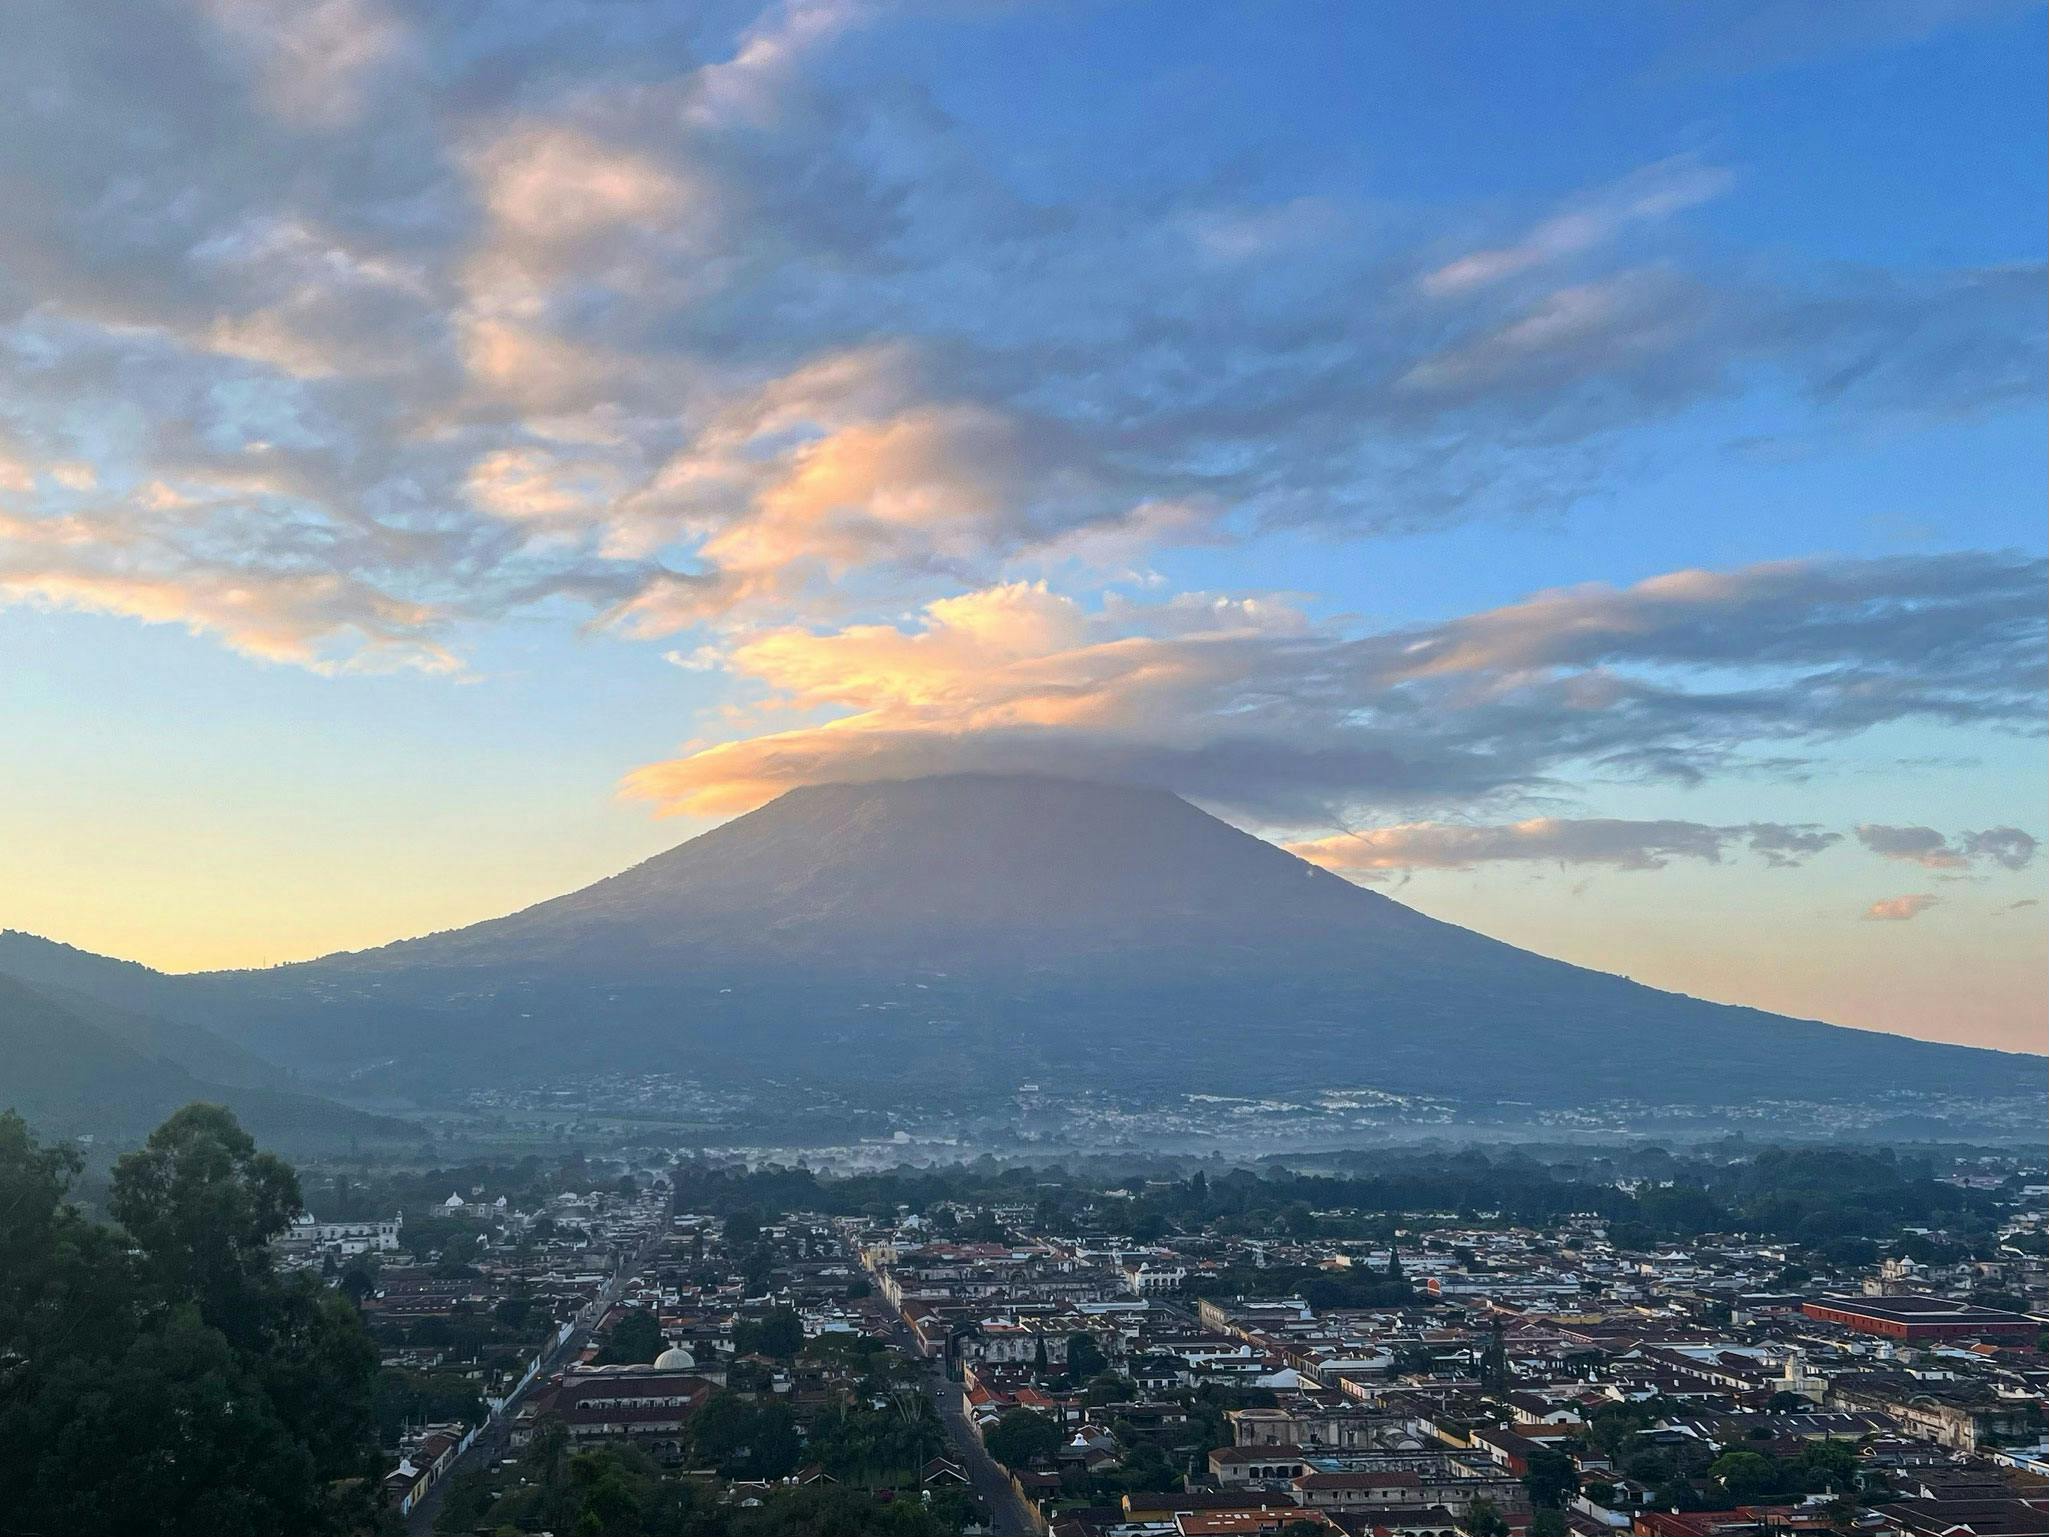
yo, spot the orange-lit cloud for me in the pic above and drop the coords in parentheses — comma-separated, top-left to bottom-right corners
(622, 553, 2048, 824)
(1864, 893, 1939, 922)
(0, 560, 453, 672)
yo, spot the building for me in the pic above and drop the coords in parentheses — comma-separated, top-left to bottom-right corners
(1801, 1295, 2039, 1347)
(512, 1359, 716, 1460)
(1121, 1258, 1188, 1295)
(286, 1212, 402, 1255)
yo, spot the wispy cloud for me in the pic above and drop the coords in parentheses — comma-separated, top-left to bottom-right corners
(1420, 157, 1733, 297)
(1288, 818, 1839, 876)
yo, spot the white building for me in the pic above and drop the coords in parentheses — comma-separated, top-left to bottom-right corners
(288, 1213, 402, 1255)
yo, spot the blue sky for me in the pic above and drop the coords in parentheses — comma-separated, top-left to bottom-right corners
(0, 0, 2042, 1052)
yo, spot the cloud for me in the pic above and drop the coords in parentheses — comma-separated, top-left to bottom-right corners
(1960, 826, 2040, 871)
(0, 3, 2039, 673)
(1287, 817, 1839, 876)
(1863, 893, 1940, 922)
(1856, 822, 2040, 871)
(196, 0, 410, 128)
(0, 535, 455, 673)
(623, 550, 2048, 822)
(1854, 823, 1970, 868)
(1420, 157, 1733, 296)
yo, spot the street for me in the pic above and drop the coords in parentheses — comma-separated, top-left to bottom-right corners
(869, 1304, 1042, 1537)
(920, 1360, 1043, 1537)
(405, 1245, 645, 1534)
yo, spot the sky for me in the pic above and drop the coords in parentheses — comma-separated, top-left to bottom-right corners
(0, 0, 2043, 1054)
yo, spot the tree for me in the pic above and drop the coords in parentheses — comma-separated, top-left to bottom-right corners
(337, 1254, 379, 1306)
(1531, 1510, 1569, 1537)
(741, 1245, 778, 1296)
(1526, 1446, 1580, 1509)
(1066, 1331, 1108, 1381)
(1710, 1450, 1783, 1503)
(983, 1409, 1062, 1470)
(0, 1106, 383, 1536)
(595, 1307, 666, 1365)
(725, 1208, 763, 1246)
(1084, 1371, 1135, 1407)
(377, 1367, 488, 1443)
(432, 1466, 497, 1533)
(1795, 1438, 1859, 1494)
(1466, 1497, 1510, 1537)
(109, 1103, 302, 1341)
(1279, 1201, 1319, 1238)
(691, 1391, 758, 1471)
(734, 1305, 804, 1358)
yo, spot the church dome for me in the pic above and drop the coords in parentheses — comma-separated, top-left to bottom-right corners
(654, 1345, 696, 1369)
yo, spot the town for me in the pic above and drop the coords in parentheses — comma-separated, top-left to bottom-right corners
(277, 1144, 2049, 1537)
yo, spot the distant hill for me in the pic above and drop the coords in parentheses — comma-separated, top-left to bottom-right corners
(0, 932, 292, 1090)
(87, 772, 2025, 1109)
(0, 973, 414, 1148)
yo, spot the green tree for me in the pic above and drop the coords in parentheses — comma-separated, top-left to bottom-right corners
(109, 1103, 302, 1341)
(1794, 1438, 1859, 1493)
(725, 1208, 763, 1246)
(734, 1305, 804, 1358)
(0, 1106, 382, 1536)
(1466, 1497, 1511, 1537)
(983, 1408, 1062, 1469)
(1066, 1331, 1108, 1381)
(1710, 1450, 1784, 1502)
(595, 1307, 666, 1365)
(432, 1465, 497, 1533)
(1526, 1446, 1580, 1509)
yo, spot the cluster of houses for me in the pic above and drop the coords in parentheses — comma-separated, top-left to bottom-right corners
(309, 1162, 2049, 1537)
(842, 1195, 2049, 1537)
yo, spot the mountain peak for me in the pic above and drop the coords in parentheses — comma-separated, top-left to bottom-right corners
(172, 768, 2037, 1107)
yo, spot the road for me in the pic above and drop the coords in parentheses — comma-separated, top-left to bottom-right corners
(873, 1310, 1040, 1537)
(404, 1244, 646, 1535)
(920, 1360, 1043, 1537)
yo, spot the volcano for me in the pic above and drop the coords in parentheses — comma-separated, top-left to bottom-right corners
(8, 775, 2037, 1108)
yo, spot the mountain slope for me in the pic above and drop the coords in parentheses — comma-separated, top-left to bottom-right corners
(0, 973, 415, 1147)
(0, 932, 294, 1090)
(174, 774, 2037, 1107)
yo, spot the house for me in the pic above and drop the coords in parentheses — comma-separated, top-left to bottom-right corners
(1291, 1470, 1428, 1510)
(1211, 1445, 1311, 1485)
